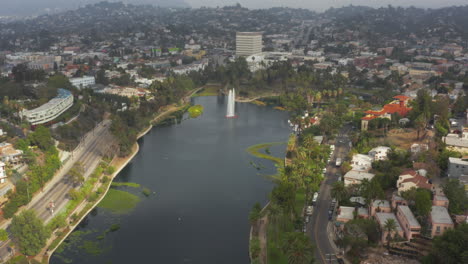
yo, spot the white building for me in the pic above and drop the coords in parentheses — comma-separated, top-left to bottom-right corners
(368, 146, 391, 161)
(344, 170, 375, 186)
(0, 161, 5, 183)
(22, 89, 74, 125)
(351, 154, 373, 171)
(70, 76, 96, 89)
(236, 32, 262, 57)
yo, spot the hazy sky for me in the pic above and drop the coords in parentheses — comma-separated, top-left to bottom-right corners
(2, 0, 468, 16)
(186, 0, 468, 11)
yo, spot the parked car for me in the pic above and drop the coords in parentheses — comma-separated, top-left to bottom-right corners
(312, 192, 319, 205)
(306, 206, 313, 215)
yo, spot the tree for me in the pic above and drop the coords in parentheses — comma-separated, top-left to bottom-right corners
(0, 229, 8, 241)
(10, 210, 49, 256)
(424, 223, 468, 264)
(331, 181, 347, 203)
(282, 232, 315, 264)
(68, 163, 84, 186)
(415, 189, 432, 218)
(271, 182, 295, 215)
(442, 179, 468, 214)
(383, 219, 397, 249)
(414, 114, 426, 140)
(28, 126, 54, 151)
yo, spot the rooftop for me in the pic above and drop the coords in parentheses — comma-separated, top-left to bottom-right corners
(434, 195, 449, 201)
(431, 206, 453, 225)
(337, 206, 355, 221)
(398, 205, 420, 228)
(23, 89, 72, 114)
(372, 199, 391, 208)
(357, 207, 369, 216)
(443, 136, 468, 148)
(376, 212, 403, 231)
(344, 170, 375, 181)
(449, 157, 468, 165)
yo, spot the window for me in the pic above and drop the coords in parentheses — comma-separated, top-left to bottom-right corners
(436, 226, 440, 233)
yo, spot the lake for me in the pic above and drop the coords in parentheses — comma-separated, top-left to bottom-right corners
(51, 96, 291, 264)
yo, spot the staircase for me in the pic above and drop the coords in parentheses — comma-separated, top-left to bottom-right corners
(389, 235, 432, 259)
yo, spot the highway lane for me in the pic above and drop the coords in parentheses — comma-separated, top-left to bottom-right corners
(309, 125, 352, 264)
(30, 122, 115, 221)
(0, 120, 115, 261)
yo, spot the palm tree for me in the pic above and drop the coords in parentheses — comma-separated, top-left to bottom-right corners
(384, 219, 397, 249)
(331, 181, 347, 203)
(282, 232, 315, 264)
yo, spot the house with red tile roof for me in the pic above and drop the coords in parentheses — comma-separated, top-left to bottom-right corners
(361, 95, 412, 131)
(396, 169, 433, 195)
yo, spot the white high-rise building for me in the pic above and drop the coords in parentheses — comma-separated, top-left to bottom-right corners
(236, 32, 262, 56)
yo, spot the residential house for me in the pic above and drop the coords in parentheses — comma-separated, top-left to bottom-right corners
(448, 157, 468, 179)
(396, 205, 421, 240)
(370, 200, 392, 216)
(433, 195, 449, 208)
(443, 132, 468, 153)
(0, 142, 23, 165)
(336, 206, 355, 223)
(397, 169, 432, 195)
(391, 194, 408, 209)
(0, 161, 5, 183)
(361, 95, 412, 131)
(357, 207, 369, 219)
(351, 154, 373, 171)
(375, 212, 404, 243)
(368, 146, 391, 161)
(429, 206, 454, 238)
(344, 171, 375, 186)
(411, 143, 429, 154)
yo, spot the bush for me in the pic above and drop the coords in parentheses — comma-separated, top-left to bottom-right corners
(101, 176, 110, 184)
(87, 192, 99, 202)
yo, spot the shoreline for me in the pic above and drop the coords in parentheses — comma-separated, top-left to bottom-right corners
(44, 103, 190, 263)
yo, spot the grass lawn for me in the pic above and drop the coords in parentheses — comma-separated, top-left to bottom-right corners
(192, 85, 221, 97)
(246, 142, 285, 166)
(98, 189, 140, 214)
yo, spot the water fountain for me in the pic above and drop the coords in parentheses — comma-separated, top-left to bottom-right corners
(226, 88, 237, 118)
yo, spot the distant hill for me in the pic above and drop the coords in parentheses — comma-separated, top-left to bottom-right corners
(0, 0, 188, 17)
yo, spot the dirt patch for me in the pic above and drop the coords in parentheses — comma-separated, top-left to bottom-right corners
(383, 128, 432, 149)
(362, 248, 420, 264)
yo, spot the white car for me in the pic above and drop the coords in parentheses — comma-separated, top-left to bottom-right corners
(306, 206, 313, 215)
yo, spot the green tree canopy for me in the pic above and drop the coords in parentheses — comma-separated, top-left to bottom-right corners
(424, 223, 468, 264)
(442, 179, 468, 214)
(10, 210, 49, 256)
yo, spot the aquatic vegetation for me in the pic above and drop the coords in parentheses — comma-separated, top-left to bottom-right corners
(188, 105, 204, 118)
(110, 182, 141, 188)
(98, 189, 140, 214)
(246, 142, 285, 165)
(142, 188, 152, 197)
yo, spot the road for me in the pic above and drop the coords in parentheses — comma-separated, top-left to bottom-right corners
(308, 125, 353, 264)
(0, 119, 116, 261)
